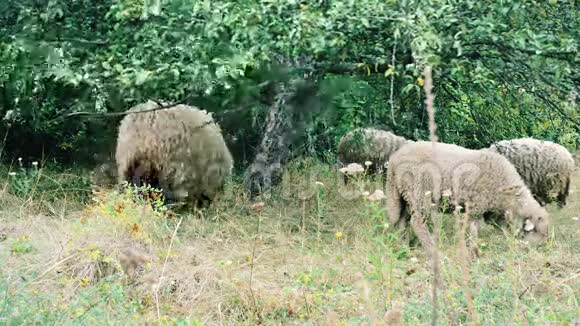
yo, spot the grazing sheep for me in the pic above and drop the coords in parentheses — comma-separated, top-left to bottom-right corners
(115, 101, 233, 208)
(487, 138, 575, 207)
(386, 141, 550, 256)
(337, 128, 410, 179)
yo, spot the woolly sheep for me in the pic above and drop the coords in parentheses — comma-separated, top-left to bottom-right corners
(487, 138, 575, 207)
(386, 141, 550, 256)
(115, 101, 233, 208)
(337, 128, 410, 178)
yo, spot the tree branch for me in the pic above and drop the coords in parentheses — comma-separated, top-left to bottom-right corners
(55, 100, 181, 120)
(45, 37, 108, 45)
(465, 41, 577, 61)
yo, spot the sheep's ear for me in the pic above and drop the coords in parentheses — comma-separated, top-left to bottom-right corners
(524, 219, 535, 232)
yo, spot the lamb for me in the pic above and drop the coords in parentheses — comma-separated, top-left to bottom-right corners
(386, 141, 550, 256)
(337, 128, 410, 179)
(487, 138, 575, 207)
(115, 101, 233, 208)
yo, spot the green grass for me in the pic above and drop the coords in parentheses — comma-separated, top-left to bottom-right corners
(0, 159, 578, 325)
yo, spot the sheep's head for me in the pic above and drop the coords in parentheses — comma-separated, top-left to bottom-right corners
(501, 185, 550, 243)
(519, 206, 550, 243)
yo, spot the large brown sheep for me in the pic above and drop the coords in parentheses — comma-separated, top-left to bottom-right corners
(115, 101, 233, 208)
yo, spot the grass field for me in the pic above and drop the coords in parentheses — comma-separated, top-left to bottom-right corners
(0, 159, 578, 325)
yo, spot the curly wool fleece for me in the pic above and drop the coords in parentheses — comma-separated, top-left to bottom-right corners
(337, 128, 410, 174)
(116, 101, 233, 207)
(386, 141, 549, 255)
(488, 138, 575, 207)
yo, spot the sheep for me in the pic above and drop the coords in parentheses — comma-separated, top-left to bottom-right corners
(337, 128, 410, 182)
(115, 100, 233, 208)
(386, 141, 550, 257)
(487, 138, 575, 207)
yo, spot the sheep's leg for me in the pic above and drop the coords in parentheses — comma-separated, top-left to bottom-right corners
(381, 168, 388, 190)
(385, 190, 411, 246)
(556, 178, 570, 208)
(556, 193, 567, 208)
(342, 173, 349, 186)
(398, 204, 412, 247)
(467, 219, 481, 259)
(410, 211, 434, 256)
(392, 210, 411, 247)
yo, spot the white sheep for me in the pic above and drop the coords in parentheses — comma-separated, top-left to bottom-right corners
(386, 141, 550, 256)
(487, 138, 575, 207)
(337, 128, 410, 179)
(115, 101, 233, 208)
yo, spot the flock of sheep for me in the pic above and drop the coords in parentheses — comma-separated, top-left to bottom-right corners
(338, 128, 575, 256)
(112, 101, 576, 257)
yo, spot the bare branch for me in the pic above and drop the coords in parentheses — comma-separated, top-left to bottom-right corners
(59, 101, 180, 119)
(423, 66, 440, 326)
(465, 41, 577, 61)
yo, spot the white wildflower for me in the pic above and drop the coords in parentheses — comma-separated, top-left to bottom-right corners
(364, 161, 372, 167)
(362, 191, 370, 196)
(32, 162, 38, 166)
(9, 172, 16, 176)
(3, 110, 15, 122)
(18, 157, 22, 162)
(368, 189, 386, 201)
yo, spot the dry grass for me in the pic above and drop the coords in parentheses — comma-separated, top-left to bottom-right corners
(0, 162, 578, 325)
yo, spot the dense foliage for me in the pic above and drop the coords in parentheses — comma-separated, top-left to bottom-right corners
(0, 0, 578, 165)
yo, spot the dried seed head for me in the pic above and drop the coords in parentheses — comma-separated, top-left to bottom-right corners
(340, 163, 365, 175)
(368, 190, 386, 201)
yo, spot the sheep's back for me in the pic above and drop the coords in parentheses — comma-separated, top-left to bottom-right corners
(116, 102, 233, 199)
(389, 141, 525, 213)
(338, 128, 408, 166)
(490, 138, 574, 196)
